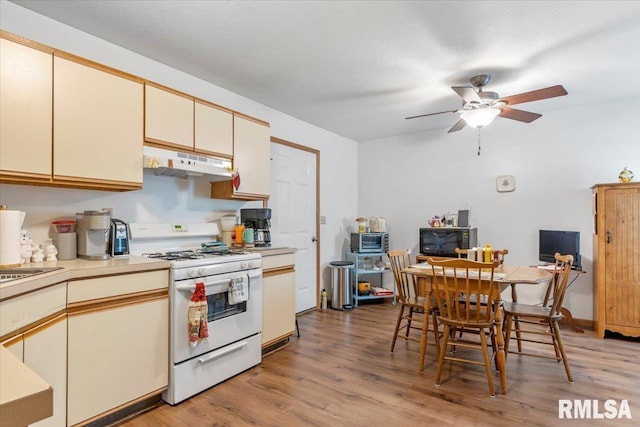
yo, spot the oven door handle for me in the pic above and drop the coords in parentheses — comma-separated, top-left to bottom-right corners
(198, 340, 248, 364)
(175, 276, 242, 293)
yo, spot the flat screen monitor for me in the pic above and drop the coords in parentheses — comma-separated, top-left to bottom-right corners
(539, 230, 582, 270)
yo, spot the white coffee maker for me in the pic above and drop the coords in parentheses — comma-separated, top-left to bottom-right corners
(76, 210, 111, 260)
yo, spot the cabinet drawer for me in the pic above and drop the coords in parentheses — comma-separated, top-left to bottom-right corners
(0, 283, 66, 336)
(68, 270, 168, 304)
(262, 253, 296, 272)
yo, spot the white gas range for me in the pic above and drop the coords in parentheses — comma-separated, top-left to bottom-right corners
(129, 223, 262, 405)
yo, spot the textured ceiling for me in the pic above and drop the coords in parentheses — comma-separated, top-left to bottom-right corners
(9, 0, 640, 141)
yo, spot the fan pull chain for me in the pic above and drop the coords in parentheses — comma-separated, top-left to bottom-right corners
(477, 129, 482, 156)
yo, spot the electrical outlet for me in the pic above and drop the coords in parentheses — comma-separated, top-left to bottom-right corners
(320, 215, 326, 224)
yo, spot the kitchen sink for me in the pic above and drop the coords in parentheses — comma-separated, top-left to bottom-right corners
(0, 267, 64, 284)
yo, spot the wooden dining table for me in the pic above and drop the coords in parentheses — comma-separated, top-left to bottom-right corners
(402, 263, 553, 394)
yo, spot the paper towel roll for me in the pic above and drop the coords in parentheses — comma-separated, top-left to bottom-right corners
(0, 210, 25, 267)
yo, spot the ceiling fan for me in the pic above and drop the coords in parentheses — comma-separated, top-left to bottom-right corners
(406, 74, 568, 133)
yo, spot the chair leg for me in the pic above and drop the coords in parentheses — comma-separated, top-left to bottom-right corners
(405, 307, 414, 338)
(552, 320, 573, 382)
(435, 324, 450, 387)
(418, 312, 429, 372)
(390, 305, 405, 353)
(504, 313, 512, 361)
(513, 315, 522, 352)
(479, 327, 495, 397)
(431, 310, 441, 357)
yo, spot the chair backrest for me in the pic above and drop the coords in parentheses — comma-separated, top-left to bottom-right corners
(455, 247, 508, 265)
(549, 253, 573, 316)
(387, 250, 416, 303)
(427, 257, 500, 324)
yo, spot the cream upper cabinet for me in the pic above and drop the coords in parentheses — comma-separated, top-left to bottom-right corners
(211, 115, 270, 200)
(194, 100, 233, 157)
(0, 37, 52, 181)
(145, 83, 194, 150)
(233, 115, 271, 197)
(53, 56, 143, 187)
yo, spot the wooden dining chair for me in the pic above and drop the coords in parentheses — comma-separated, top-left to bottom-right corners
(503, 253, 574, 382)
(387, 249, 440, 371)
(455, 247, 508, 346)
(427, 257, 501, 396)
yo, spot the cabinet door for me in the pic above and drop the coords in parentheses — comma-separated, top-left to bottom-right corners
(145, 84, 194, 150)
(604, 187, 640, 331)
(0, 38, 52, 179)
(194, 101, 233, 157)
(262, 271, 296, 346)
(24, 315, 67, 427)
(234, 116, 271, 197)
(53, 56, 143, 185)
(1, 335, 24, 361)
(67, 297, 168, 426)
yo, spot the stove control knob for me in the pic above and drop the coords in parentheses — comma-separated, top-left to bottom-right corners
(197, 267, 207, 276)
(187, 268, 197, 278)
(240, 261, 248, 269)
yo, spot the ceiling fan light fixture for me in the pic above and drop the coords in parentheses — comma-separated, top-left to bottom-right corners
(461, 108, 500, 128)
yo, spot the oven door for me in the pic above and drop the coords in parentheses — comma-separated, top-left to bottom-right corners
(172, 269, 262, 363)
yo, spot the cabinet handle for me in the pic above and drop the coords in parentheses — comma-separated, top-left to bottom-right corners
(198, 340, 248, 364)
(606, 230, 612, 244)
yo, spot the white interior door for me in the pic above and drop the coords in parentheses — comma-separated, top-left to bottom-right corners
(270, 142, 318, 313)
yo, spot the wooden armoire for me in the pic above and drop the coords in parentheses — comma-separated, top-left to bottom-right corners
(592, 182, 640, 338)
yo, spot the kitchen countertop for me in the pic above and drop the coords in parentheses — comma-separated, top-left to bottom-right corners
(248, 247, 296, 256)
(0, 256, 170, 301)
(0, 346, 53, 427)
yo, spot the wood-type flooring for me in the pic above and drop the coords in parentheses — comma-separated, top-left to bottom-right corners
(119, 302, 639, 427)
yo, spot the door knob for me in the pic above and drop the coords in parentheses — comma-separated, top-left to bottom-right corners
(311, 236, 317, 242)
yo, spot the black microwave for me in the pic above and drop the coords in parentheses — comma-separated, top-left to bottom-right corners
(350, 232, 389, 253)
(419, 227, 477, 257)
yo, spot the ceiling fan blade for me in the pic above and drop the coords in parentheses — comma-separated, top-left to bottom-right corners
(500, 85, 567, 106)
(405, 109, 458, 120)
(452, 86, 481, 103)
(499, 107, 542, 123)
(447, 119, 467, 133)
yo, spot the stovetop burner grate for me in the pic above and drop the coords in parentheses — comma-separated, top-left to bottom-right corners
(197, 247, 250, 256)
(142, 250, 206, 261)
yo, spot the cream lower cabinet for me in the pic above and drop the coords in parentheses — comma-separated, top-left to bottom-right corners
(0, 36, 52, 183)
(261, 251, 296, 349)
(54, 56, 143, 190)
(25, 315, 67, 427)
(66, 270, 169, 426)
(0, 282, 67, 427)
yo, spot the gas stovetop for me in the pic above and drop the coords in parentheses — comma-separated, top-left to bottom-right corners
(142, 247, 250, 261)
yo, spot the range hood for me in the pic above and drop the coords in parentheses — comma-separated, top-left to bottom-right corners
(143, 146, 233, 181)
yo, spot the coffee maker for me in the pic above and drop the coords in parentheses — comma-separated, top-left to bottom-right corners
(240, 208, 271, 247)
(76, 210, 111, 260)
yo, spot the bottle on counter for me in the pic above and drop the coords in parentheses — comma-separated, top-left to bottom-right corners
(484, 243, 492, 262)
(321, 289, 328, 309)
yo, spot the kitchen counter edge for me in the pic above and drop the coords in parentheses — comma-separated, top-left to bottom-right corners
(249, 247, 296, 256)
(0, 257, 171, 301)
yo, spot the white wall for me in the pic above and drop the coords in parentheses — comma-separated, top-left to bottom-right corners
(358, 97, 640, 321)
(0, 2, 359, 292)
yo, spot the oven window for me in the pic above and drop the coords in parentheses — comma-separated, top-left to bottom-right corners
(207, 291, 247, 322)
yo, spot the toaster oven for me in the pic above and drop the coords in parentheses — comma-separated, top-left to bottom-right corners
(350, 232, 389, 253)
